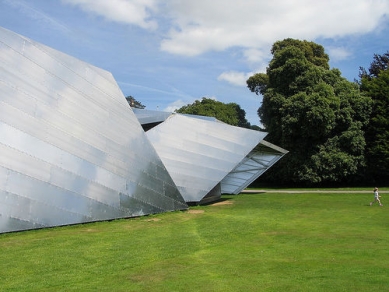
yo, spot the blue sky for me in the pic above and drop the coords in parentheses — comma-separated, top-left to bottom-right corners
(1, 0, 388, 125)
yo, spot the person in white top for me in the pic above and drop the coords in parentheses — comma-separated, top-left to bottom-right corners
(370, 187, 383, 206)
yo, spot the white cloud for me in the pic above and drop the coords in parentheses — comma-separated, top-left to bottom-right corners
(160, 0, 389, 61)
(328, 47, 353, 62)
(62, 0, 158, 30)
(163, 99, 191, 112)
(217, 71, 254, 87)
(60, 0, 389, 64)
(243, 48, 269, 64)
(217, 63, 269, 87)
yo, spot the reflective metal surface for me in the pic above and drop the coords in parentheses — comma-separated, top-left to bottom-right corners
(0, 26, 288, 233)
(220, 140, 288, 194)
(132, 108, 172, 125)
(146, 114, 287, 203)
(0, 27, 187, 233)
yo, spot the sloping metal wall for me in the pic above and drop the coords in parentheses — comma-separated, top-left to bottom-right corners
(146, 114, 270, 203)
(220, 141, 288, 194)
(0, 26, 288, 233)
(132, 108, 172, 125)
(0, 27, 187, 233)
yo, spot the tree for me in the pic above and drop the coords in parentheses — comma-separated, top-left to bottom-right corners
(359, 51, 389, 79)
(175, 97, 253, 129)
(359, 51, 389, 184)
(125, 96, 145, 109)
(247, 38, 372, 185)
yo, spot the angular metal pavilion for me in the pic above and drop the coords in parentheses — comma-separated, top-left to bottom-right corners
(0, 26, 287, 233)
(0, 26, 187, 233)
(145, 114, 288, 204)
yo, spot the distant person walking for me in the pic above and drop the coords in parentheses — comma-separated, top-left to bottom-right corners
(370, 187, 383, 206)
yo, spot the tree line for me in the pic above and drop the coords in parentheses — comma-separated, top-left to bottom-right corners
(246, 39, 388, 186)
(126, 39, 388, 186)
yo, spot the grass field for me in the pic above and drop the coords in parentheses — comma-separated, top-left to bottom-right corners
(1, 190, 388, 291)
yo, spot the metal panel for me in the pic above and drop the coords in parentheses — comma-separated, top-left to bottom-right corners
(132, 108, 172, 125)
(0, 26, 187, 233)
(146, 114, 270, 203)
(221, 141, 288, 194)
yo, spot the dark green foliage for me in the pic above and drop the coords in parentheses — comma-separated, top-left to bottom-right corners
(125, 95, 146, 109)
(271, 38, 330, 69)
(247, 73, 268, 95)
(247, 39, 372, 185)
(359, 52, 389, 183)
(359, 51, 389, 79)
(175, 97, 253, 129)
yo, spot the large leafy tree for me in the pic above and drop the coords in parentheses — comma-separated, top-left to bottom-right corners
(247, 38, 372, 185)
(175, 97, 252, 129)
(359, 51, 389, 183)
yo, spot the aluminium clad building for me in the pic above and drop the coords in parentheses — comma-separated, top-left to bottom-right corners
(0, 26, 287, 233)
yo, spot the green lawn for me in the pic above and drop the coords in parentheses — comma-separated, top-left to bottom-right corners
(1, 191, 388, 291)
